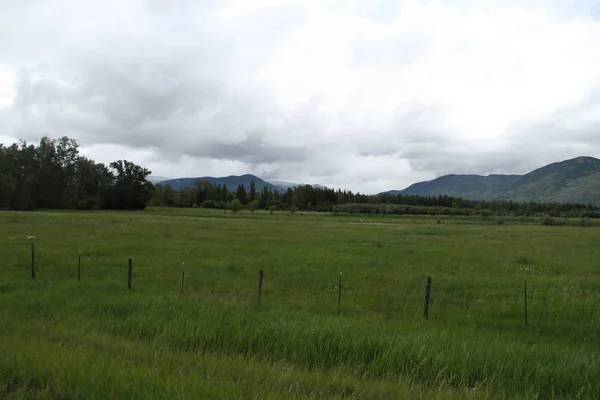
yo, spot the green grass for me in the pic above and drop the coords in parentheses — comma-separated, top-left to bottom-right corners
(1, 208, 600, 399)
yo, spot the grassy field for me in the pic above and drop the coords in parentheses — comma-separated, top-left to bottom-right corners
(1, 208, 600, 399)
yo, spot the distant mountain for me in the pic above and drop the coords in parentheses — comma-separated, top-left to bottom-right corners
(159, 174, 284, 192)
(159, 175, 330, 192)
(147, 175, 169, 183)
(269, 180, 328, 190)
(385, 156, 600, 205)
(267, 180, 298, 190)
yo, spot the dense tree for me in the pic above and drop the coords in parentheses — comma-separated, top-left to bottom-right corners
(249, 179, 257, 203)
(259, 186, 269, 209)
(149, 183, 177, 207)
(106, 160, 154, 210)
(12, 141, 37, 210)
(0, 136, 154, 210)
(228, 199, 242, 213)
(174, 186, 197, 208)
(194, 179, 208, 205)
(149, 179, 599, 218)
(282, 188, 293, 206)
(247, 199, 259, 213)
(73, 156, 113, 209)
(0, 144, 16, 208)
(236, 184, 249, 205)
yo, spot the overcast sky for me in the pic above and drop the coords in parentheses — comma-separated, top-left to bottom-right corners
(2, 0, 600, 193)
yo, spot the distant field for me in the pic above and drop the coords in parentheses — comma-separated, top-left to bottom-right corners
(1, 208, 600, 399)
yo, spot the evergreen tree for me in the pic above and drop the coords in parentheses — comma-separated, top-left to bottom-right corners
(249, 179, 257, 203)
(236, 184, 249, 205)
(259, 186, 269, 209)
(0, 144, 16, 208)
(282, 188, 293, 207)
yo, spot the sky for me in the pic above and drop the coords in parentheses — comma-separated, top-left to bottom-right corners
(2, 0, 600, 193)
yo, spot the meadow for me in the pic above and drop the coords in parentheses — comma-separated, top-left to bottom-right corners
(1, 208, 599, 399)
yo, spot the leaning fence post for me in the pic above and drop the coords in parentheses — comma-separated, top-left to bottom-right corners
(424, 276, 432, 319)
(258, 269, 264, 303)
(128, 258, 133, 290)
(338, 272, 343, 313)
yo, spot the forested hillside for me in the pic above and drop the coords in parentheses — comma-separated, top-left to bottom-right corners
(151, 179, 599, 217)
(394, 157, 600, 205)
(0, 137, 154, 210)
(160, 174, 281, 192)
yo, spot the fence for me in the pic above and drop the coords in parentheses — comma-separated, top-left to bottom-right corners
(27, 241, 532, 326)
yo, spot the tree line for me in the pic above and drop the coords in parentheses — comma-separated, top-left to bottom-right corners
(0, 136, 154, 210)
(2, 135, 598, 216)
(151, 179, 600, 217)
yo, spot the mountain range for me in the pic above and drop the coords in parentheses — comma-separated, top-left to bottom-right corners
(159, 174, 279, 192)
(153, 156, 600, 205)
(158, 175, 325, 193)
(385, 156, 600, 205)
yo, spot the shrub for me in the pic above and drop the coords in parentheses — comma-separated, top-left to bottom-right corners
(497, 218, 505, 225)
(478, 210, 493, 217)
(228, 199, 242, 214)
(202, 200, 227, 209)
(581, 211, 600, 218)
(580, 217, 594, 227)
(541, 216, 554, 226)
(541, 215, 566, 226)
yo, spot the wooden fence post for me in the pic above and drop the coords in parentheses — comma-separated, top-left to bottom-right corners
(128, 258, 132, 290)
(30, 241, 36, 280)
(181, 270, 185, 294)
(424, 276, 432, 319)
(258, 269, 264, 303)
(524, 279, 528, 327)
(338, 272, 343, 313)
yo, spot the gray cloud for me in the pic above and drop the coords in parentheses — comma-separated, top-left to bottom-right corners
(199, 133, 307, 164)
(2, 0, 600, 193)
(8, 55, 305, 165)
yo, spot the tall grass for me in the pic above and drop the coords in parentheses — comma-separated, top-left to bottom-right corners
(1, 209, 599, 398)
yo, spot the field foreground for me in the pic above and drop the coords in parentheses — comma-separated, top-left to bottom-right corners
(1, 209, 600, 399)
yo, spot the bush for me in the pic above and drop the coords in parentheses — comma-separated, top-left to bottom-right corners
(541, 216, 566, 226)
(581, 211, 600, 218)
(228, 199, 242, 214)
(202, 200, 227, 209)
(76, 195, 103, 210)
(497, 218, 505, 225)
(580, 217, 594, 227)
(478, 210, 494, 217)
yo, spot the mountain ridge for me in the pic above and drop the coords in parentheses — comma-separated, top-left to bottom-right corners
(158, 175, 327, 192)
(160, 174, 284, 192)
(154, 156, 600, 205)
(385, 156, 600, 205)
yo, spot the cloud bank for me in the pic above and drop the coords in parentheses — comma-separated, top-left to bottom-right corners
(2, 0, 600, 193)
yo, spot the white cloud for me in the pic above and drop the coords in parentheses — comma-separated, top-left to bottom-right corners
(2, 0, 600, 193)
